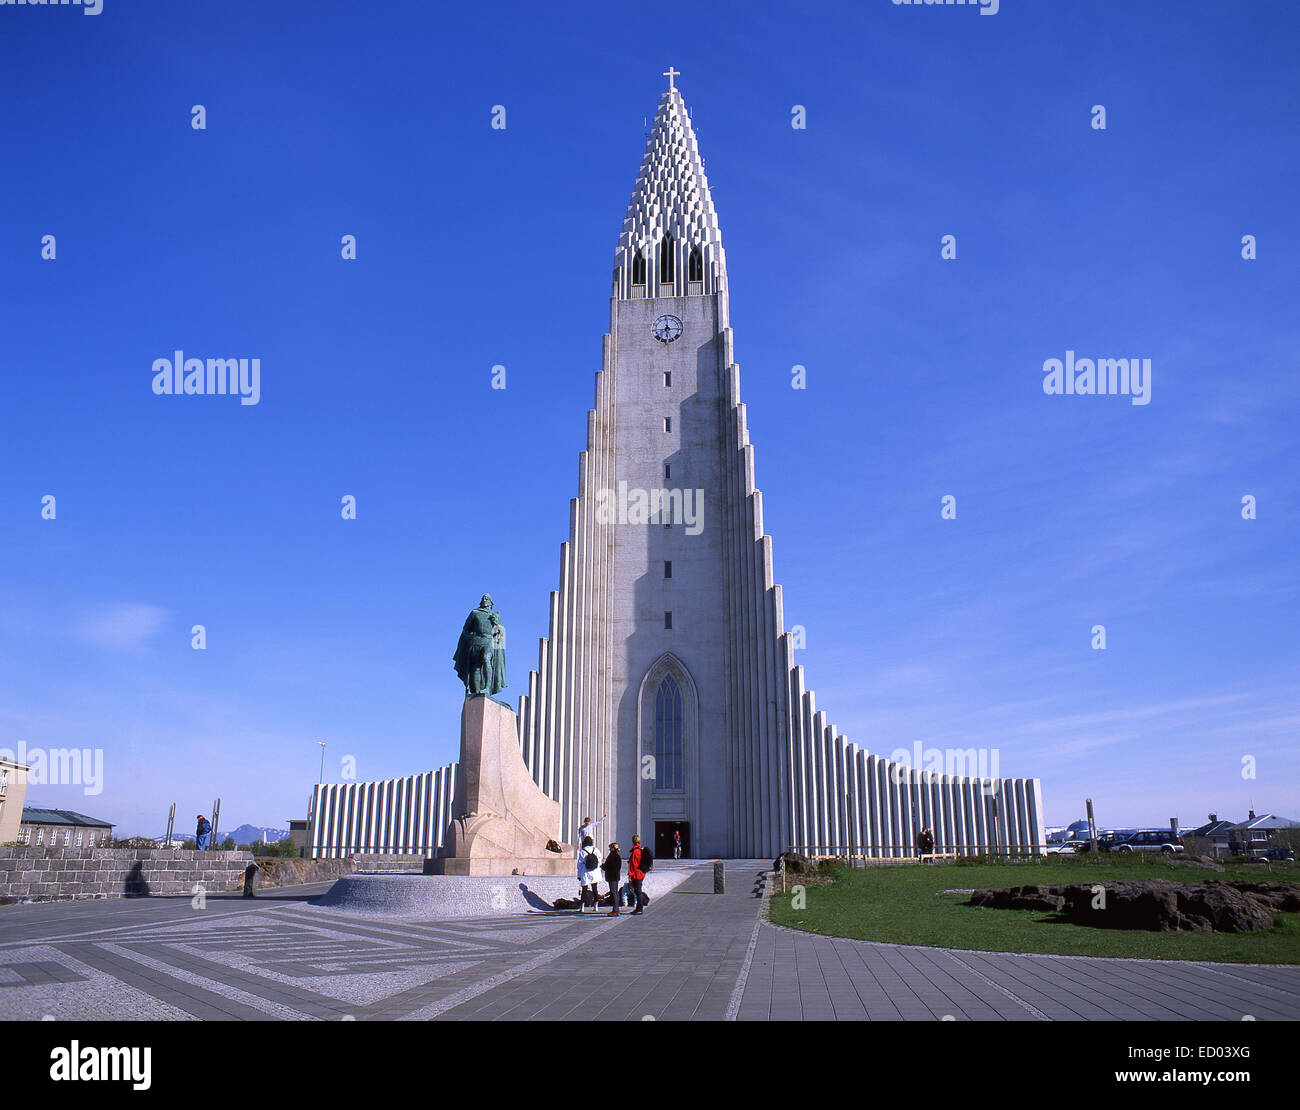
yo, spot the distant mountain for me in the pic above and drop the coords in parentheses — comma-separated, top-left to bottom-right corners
(227, 824, 290, 845)
(155, 823, 289, 845)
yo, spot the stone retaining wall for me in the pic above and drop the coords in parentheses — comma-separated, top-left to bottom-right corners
(0, 846, 253, 903)
(352, 853, 425, 873)
(250, 857, 356, 888)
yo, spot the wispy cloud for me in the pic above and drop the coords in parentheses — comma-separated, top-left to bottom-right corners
(76, 604, 168, 652)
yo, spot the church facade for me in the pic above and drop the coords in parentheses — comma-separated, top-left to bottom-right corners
(308, 76, 1044, 862)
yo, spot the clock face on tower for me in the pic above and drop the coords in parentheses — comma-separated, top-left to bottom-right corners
(653, 314, 683, 344)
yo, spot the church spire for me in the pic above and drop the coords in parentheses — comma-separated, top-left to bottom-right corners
(613, 74, 726, 299)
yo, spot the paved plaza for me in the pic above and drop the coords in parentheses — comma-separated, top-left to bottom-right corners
(0, 861, 1297, 1021)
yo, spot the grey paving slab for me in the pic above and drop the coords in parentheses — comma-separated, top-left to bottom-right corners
(3, 863, 1298, 1020)
(426, 861, 767, 1021)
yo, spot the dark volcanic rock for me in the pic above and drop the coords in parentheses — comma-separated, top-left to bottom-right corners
(775, 851, 816, 875)
(1224, 881, 1300, 913)
(967, 885, 1064, 912)
(968, 878, 1298, 932)
(1062, 881, 1202, 932)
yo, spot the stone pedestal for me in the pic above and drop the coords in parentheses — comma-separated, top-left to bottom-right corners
(425, 697, 573, 877)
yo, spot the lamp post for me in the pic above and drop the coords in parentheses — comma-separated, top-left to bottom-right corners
(317, 741, 326, 784)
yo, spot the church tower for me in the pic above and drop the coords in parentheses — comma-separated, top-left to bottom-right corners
(511, 73, 1046, 860)
(514, 72, 789, 858)
(308, 75, 1045, 862)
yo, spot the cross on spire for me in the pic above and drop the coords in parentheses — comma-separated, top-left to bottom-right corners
(663, 66, 680, 90)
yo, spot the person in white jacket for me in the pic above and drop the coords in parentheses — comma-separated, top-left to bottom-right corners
(576, 835, 602, 912)
(575, 813, 606, 859)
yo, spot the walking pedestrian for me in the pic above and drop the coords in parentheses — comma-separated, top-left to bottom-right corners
(602, 842, 622, 916)
(672, 828, 682, 859)
(577, 836, 602, 912)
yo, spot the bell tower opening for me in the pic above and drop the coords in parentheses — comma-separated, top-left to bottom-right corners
(659, 234, 675, 284)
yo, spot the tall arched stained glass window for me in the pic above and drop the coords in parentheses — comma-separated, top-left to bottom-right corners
(654, 674, 683, 789)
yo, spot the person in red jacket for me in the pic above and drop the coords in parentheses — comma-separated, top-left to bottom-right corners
(627, 834, 646, 915)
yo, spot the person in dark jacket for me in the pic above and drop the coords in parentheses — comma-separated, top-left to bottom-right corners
(917, 827, 935, 858)
(602, 842, 622, 916)
(627, 835, 646, 915)
(195, 814, 212, 851)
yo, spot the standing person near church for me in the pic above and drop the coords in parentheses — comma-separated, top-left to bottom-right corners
(576, 812, 606, 859)
(918, 826, 935, 859)
(602, 842, 622, 916)
(195, 814, 211, 851)
(577, 836, 602, 912)
(627, 834, 648, 915)
(672, 828, 682, 859)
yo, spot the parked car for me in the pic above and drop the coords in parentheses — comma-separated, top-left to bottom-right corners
(1077, 830, 1134, 853)
(1109, 829, 1185, 855)
(1249, 847, 1296, 861)
(1046, 839, 1088, 855)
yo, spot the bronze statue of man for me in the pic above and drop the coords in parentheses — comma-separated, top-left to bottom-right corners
(453, 594, 507, 697)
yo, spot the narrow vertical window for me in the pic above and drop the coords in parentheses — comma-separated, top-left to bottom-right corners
(659, 234, 675, 282)
(631, 252, 646, 285)
(664, 560, 672, 579)
(664, 611, 673, 630)
(663, 371, 671, 387)
(664, 416, 672, 433)
(654, 674, 683, 789)
(688, 246, 703, 282)
(664, 463, 671, 480)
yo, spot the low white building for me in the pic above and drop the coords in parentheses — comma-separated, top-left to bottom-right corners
(18, 808, 115, 848)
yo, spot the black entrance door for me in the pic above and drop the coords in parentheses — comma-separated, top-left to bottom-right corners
(655, 821, 689, 860)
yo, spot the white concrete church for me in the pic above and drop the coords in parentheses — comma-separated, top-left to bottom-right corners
(309, 74, 1046, 862)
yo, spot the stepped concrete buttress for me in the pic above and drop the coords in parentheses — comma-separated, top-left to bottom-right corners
(426, 697, 573, 876)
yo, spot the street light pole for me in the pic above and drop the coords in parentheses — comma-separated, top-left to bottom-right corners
(318, 741, 326, 784)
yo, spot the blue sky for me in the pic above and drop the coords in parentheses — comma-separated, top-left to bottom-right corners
(1, 0, 1296, 838)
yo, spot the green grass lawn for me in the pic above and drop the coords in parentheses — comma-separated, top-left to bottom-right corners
(768, 856, 1300, 963)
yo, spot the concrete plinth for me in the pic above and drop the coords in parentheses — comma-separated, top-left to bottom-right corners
(425, 696, 572, 877)
(313, 869, 693, 918)
(424, 854, 573, 877)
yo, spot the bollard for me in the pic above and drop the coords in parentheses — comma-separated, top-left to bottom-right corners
(713, 860, 725, 893)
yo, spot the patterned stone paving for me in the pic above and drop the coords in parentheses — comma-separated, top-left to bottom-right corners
(1, 863, 1297, 1021)
(0, 890, 616, 1020)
